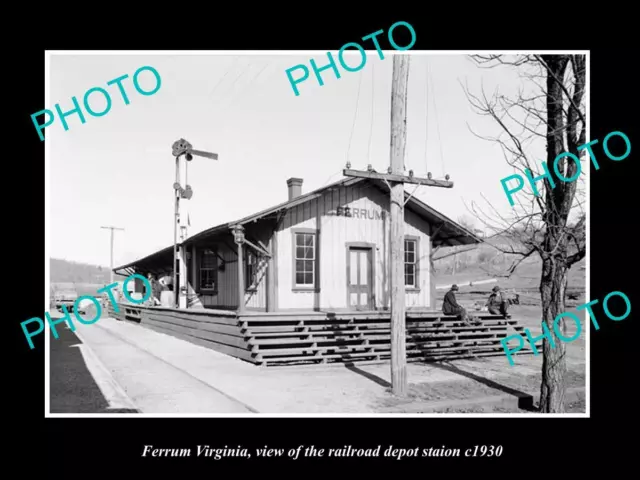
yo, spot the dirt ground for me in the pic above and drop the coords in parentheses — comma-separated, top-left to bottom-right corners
(85, 298, 586, 414)
(429, 398, 586, 414)
(377, 369, 585, 405)
(372, 303, 587, 413)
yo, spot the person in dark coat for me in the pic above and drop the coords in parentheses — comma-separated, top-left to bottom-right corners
(486, 285, 509, 315)
(442, 284, 481, 326)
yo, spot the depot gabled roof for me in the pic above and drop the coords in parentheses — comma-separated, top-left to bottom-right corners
(113, 176, 482, 273)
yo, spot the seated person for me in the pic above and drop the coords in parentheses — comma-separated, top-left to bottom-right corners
(486, 286, 509, 315)
(442, 284, 481, 326)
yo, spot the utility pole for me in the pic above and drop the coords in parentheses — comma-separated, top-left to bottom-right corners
(343, 54, 453, 396)
(101, 226, 125, 285)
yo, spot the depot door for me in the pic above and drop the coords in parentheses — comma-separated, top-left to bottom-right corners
(347, 247, 373, 310)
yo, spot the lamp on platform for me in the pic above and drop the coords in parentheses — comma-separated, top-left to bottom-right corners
(231, 224, 245, 244)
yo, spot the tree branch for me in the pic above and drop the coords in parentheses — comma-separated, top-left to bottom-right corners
(534, 54, 587, 126)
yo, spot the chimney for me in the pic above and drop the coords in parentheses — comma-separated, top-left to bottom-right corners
(286, 177, 303, 200)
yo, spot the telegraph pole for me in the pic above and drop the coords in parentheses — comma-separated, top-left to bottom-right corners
(387, 54, 410, 396)
(343, 55, 453, 396)
(101, 226, 124, 285)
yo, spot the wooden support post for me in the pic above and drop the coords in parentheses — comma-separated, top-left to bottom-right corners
(237, 241, 244, 312)
(178, 245, 188, 308)
(266, 236, 276, 312)
(191, 245, 197, 291)
(232, 225, 246, 313)
(430, 241, 437, 310)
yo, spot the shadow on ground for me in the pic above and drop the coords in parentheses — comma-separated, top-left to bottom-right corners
(49, 326, 139, 414)
(344, 365, 391, 388)
(336, 356, 538, 412)
(429, 361, 537, 411)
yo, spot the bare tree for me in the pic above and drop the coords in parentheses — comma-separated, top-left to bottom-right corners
(457, 215, 476, 231)
(448, 215, 477, 273)
(462, 54, 586, 413)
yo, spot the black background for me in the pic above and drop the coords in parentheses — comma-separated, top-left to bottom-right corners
(12, 9, 635, 475)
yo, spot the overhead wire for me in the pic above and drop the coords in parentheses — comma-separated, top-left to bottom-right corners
(427, 64, 446, 177)
(207, 56, 239, 98)
(404, 56, 413, 173)
(216, 62, 250, 101)
(403, 58, 424, 204)
(208, 59, 264, 134)
(320, 168, 346, 189)
(218, 62, 271, 114)
(424, 58, 429, 174)
(346, 68, 365, 166)
(214, 61, 279, 139)
(365, 62, 375, 166)
(206, 58, 256, 134)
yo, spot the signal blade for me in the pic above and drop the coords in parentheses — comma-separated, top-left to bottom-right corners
(189, 149, 218, 160)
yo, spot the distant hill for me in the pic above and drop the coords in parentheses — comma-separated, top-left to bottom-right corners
(432, 233, 586, 299)
(50, 258, 128, 294)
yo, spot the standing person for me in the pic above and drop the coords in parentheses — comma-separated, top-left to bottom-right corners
(147, 273, 161, 306)
(158, 275, 174, 306)
(486, 286, 509, 316)
(442, 284, 481, 326)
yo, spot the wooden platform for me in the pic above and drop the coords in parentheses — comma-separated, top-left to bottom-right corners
(106, 304, 539, 367)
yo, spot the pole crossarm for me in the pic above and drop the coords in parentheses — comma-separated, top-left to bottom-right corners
(343, 169, 454, 188)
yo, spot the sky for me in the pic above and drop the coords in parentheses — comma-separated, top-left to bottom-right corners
(48, 52, 549, 268)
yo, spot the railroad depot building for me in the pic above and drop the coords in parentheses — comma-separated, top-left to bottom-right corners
(114, 176, 481, 313)
(108, 176, 530, 366)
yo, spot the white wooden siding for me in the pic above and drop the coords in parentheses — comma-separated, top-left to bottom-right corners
(276, 182, 432, 310)
(185, 182, 435, 312)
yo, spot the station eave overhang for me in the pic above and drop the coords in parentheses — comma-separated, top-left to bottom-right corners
(112, 176, 481, 272)
(405, 194, 483, 247)
(112, 245, 175, 276)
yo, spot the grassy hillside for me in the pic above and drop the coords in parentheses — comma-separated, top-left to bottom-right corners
(50, 258, 128, 296)
(433, 236, 586, 308)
